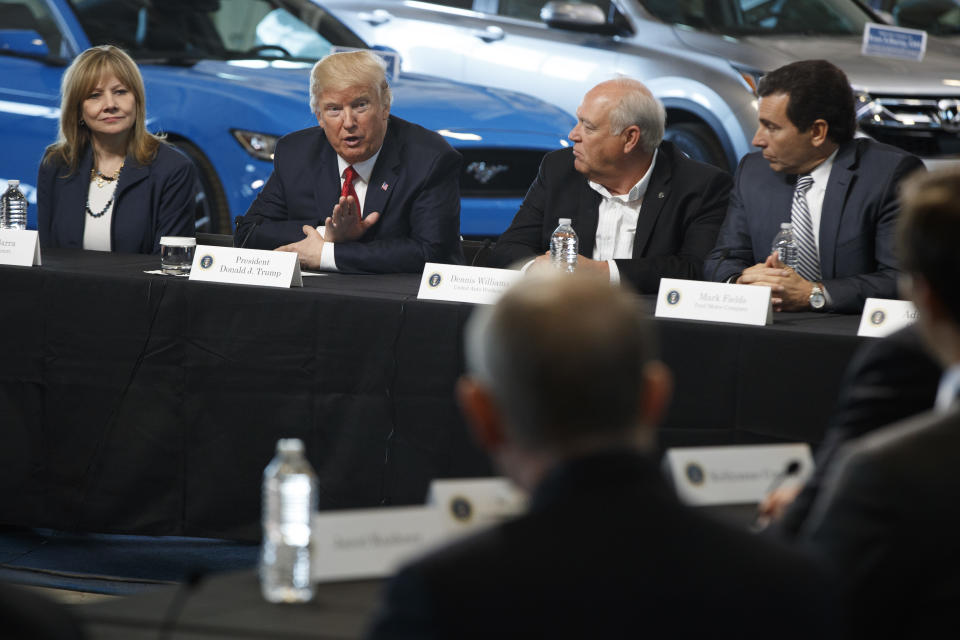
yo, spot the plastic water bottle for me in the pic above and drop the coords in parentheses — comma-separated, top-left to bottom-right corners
(260, 438, 317, 603)
(771, 222, 798, 270)
(1, 180, 28, 230)
(550, 218, 578, 273)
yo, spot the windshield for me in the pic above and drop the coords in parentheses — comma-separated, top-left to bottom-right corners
(67, 0, 367, 62)
(639, 0, 874, 36)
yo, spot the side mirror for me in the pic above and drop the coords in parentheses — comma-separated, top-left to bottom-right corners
(540, 2, 618, 34)
(0, 29, 50, 58)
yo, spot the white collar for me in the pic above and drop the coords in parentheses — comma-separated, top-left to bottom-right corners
(336, 146, 382, 183)
(588, 148, 659, 202)
(807, 147, 838, 186)
(936, 363, 960, 412)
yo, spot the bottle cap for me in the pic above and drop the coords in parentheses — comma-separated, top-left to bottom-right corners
(558, 218, 572, 226)
(277, 438, 305, 454)
(7, 180, 19, 188)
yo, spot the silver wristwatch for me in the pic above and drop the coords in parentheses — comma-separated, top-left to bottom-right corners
(809, 284, 826, 310)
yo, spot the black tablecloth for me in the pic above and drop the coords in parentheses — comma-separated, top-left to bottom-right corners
(0, 250, 866, 539)
(80, 571, 380, 639)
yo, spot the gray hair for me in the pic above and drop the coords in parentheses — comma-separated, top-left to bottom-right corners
(309, 50, 393, 116)
(607, 78, 666, 154)
(465, 273, 655, 448)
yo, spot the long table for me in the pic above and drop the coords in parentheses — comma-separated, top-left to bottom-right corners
(0, 249, 867, 540)
(79, 571, 379, 639)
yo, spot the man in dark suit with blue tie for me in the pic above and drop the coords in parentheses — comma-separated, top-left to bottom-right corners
(705, 60, 924, 313)
(234, 50, 463, 273)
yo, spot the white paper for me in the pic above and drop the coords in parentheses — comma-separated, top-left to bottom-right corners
(0, 229, 41, 267)
(664, 444, 814, 506)
(417, 263, 521, 305)
(858, 298, 917, 337)
(189, 245, 302, 288)
(655, 278, 772, 326)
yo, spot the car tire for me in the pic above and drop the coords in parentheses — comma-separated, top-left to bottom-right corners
(664, 122, 728, 170)
(168, 138, 231, 235)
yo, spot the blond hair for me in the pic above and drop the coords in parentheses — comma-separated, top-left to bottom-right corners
(309, 50, 392, 116)
(43, 45, 163, 172)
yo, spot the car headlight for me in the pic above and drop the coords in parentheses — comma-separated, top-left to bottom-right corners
(231, 129, 279, 161)
(731, 64, 764, 95)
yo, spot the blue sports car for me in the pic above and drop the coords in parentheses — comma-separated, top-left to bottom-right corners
(0, 0, 575, 237)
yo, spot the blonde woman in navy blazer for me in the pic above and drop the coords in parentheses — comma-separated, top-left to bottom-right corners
(38, 45, 197, 254)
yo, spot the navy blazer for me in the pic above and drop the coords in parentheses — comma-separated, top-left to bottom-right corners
(37, 143, 197, 254)
(234, 115, 463, 273)
(488, 141, 732, 293)
(705, 139, 925, 313)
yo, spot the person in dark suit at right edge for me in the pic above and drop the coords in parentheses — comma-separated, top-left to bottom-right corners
(367, 273, 837, 639)
(800, 167, 960, 638)
(705, 60, 924, 313)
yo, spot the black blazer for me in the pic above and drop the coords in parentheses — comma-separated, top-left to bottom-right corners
(705, 139, 925, 313)
(776, 325, 940, 538)
(234, 115, 463, 273)
(37, 143, 197, 254)
(488, 141, 732, 293)
(367, 451, 839, 639)
(802, 405, 960, 639)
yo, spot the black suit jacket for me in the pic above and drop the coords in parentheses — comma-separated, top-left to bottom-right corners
(488, 142, 732, 293)
(37, 144, 197, 254)
(776, 325, 940, 538)
(802, 404, 960, 639)
(367, 451, 839, 639)
(0, 582, 86, 639)
(705, 139, 925, 313)
(234, 115, 463, 273)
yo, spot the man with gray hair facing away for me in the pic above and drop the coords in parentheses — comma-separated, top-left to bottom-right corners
(367, 274, 838, 639)
(489, 78, 732, 292)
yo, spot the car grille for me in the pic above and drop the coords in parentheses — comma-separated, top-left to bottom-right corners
(857, 95, 960, 157)
(458, 148, 549, 198)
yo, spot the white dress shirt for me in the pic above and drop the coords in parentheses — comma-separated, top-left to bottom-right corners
(586, 149, 658, 283)
(805, 148, 838, 304)
(935, 364, 960, 413)
(315, 148, 383, 271)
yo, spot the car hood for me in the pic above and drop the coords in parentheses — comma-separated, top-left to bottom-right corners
(671, 29, 960, 95)
(147, 59, 574, 138)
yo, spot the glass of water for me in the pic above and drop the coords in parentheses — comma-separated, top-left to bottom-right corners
(160, 236, 197, 275)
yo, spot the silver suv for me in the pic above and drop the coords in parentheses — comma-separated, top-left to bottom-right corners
(324, 0, 960, 170)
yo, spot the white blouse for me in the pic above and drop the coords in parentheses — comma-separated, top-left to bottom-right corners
(83, 177, 117, 251)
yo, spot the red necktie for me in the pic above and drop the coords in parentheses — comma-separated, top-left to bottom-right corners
(341, 165, 361, 216)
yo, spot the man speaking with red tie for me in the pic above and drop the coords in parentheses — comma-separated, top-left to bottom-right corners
(234, 50, 463, 273)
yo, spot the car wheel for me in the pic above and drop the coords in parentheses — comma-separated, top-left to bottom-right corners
(664, 122, 728, 170)
(168, 138, 231, 235)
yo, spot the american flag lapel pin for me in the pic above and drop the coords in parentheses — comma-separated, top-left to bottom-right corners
(381, 182, 389, 191)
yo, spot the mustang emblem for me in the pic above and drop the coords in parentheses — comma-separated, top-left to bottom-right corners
(466, 161, 509, 185)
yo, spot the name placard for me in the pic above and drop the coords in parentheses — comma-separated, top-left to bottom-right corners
(188, 245, 302, 288)
(858, 298, 917, 338)
(655, 278, 771, 326)
(664, 444, 813, 506)
(862, 22, 926, 61)
(311, 506, 443, 582)
(427, 478, 527, 535)
(0, 229, 41, 267)
(417, 263, 521, 305)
